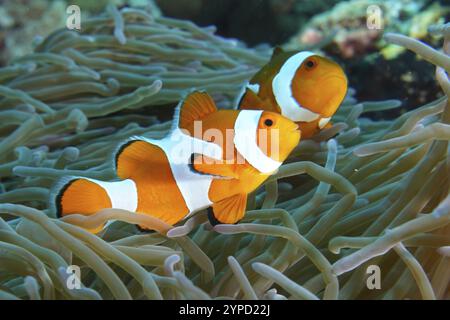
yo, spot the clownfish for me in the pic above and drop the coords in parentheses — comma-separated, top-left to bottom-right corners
(237, 48, 348, 138)
(53, 91, 300, 232)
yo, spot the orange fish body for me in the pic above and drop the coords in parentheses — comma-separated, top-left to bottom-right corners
(54, 92, 300, 231)
(238, 48, 348, 138)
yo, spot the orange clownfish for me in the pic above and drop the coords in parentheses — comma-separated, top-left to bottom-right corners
(237, 48, 348, 138)
(53, 91, 300, 231)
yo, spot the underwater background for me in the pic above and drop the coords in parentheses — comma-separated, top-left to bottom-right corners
(0, 0, 449, 300)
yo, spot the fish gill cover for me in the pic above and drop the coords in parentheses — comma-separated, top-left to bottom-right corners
(0, 5, 449, 300)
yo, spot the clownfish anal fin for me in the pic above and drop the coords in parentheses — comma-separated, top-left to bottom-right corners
(178, 91, 217, 131)
(191, 154, 237, 179)
(208, 193, 247, 225)
(238, 88, 267, 111)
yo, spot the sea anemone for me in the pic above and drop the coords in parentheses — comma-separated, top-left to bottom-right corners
(0, 8, 448, 300)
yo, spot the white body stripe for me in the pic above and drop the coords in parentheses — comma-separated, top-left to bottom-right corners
(234, 110, 282, 174)
(140, 128, 223, 215)
(272, 51, 320, 122)
(86, 178, 138, 212)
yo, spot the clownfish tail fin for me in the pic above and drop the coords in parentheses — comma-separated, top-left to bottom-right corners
(49, 176, 78, 217)
(51, 177, 113, 219)
(52, 177, 138, 233)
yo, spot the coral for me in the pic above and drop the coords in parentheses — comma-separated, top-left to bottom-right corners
(286, 0, 448, 59)
(0, 0, 67, 67)
(0, 0, 161, 67)
(0, 7, 449, 300)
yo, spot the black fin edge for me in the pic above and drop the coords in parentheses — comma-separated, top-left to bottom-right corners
(114, 139, 137, 172)
(188, 153, 230, 179)
(207, 207, 243, 227)
(135, 224, 156, 234)
(188, 153, 213, 177)
(207, 207, 221, 226)
(55, 178, 78, 218)
(208, 206, 246, 226)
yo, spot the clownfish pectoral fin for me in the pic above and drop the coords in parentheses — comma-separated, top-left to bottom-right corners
(238, 87, 268, 111)
(177, 91, 217, 131)
(191, 154, 238, 179)
(208, 193, 247, 225)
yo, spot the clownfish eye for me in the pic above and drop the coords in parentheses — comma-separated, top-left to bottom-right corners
(264, 119, 273, 127)
(305, 59, 316, 69)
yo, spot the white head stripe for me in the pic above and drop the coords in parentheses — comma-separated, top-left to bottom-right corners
(234, 110, 282, 174)
(86, 178, 138, 212)
(272, 51, 320, 122)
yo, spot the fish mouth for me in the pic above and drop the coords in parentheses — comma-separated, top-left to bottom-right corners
(321, 74, 347, 84)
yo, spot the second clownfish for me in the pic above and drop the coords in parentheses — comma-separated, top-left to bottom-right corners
(53, 91, 300, 232)
(237, 48, 348, 138)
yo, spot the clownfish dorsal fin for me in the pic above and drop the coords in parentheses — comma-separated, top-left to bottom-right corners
(238, 88, 263, 110)
(272, 46, 284, 58)
(239, 88, 279, 113)
(177, 91, 217, 131)
(114, 137, 161, 180)
(208, 193, 247, 225)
